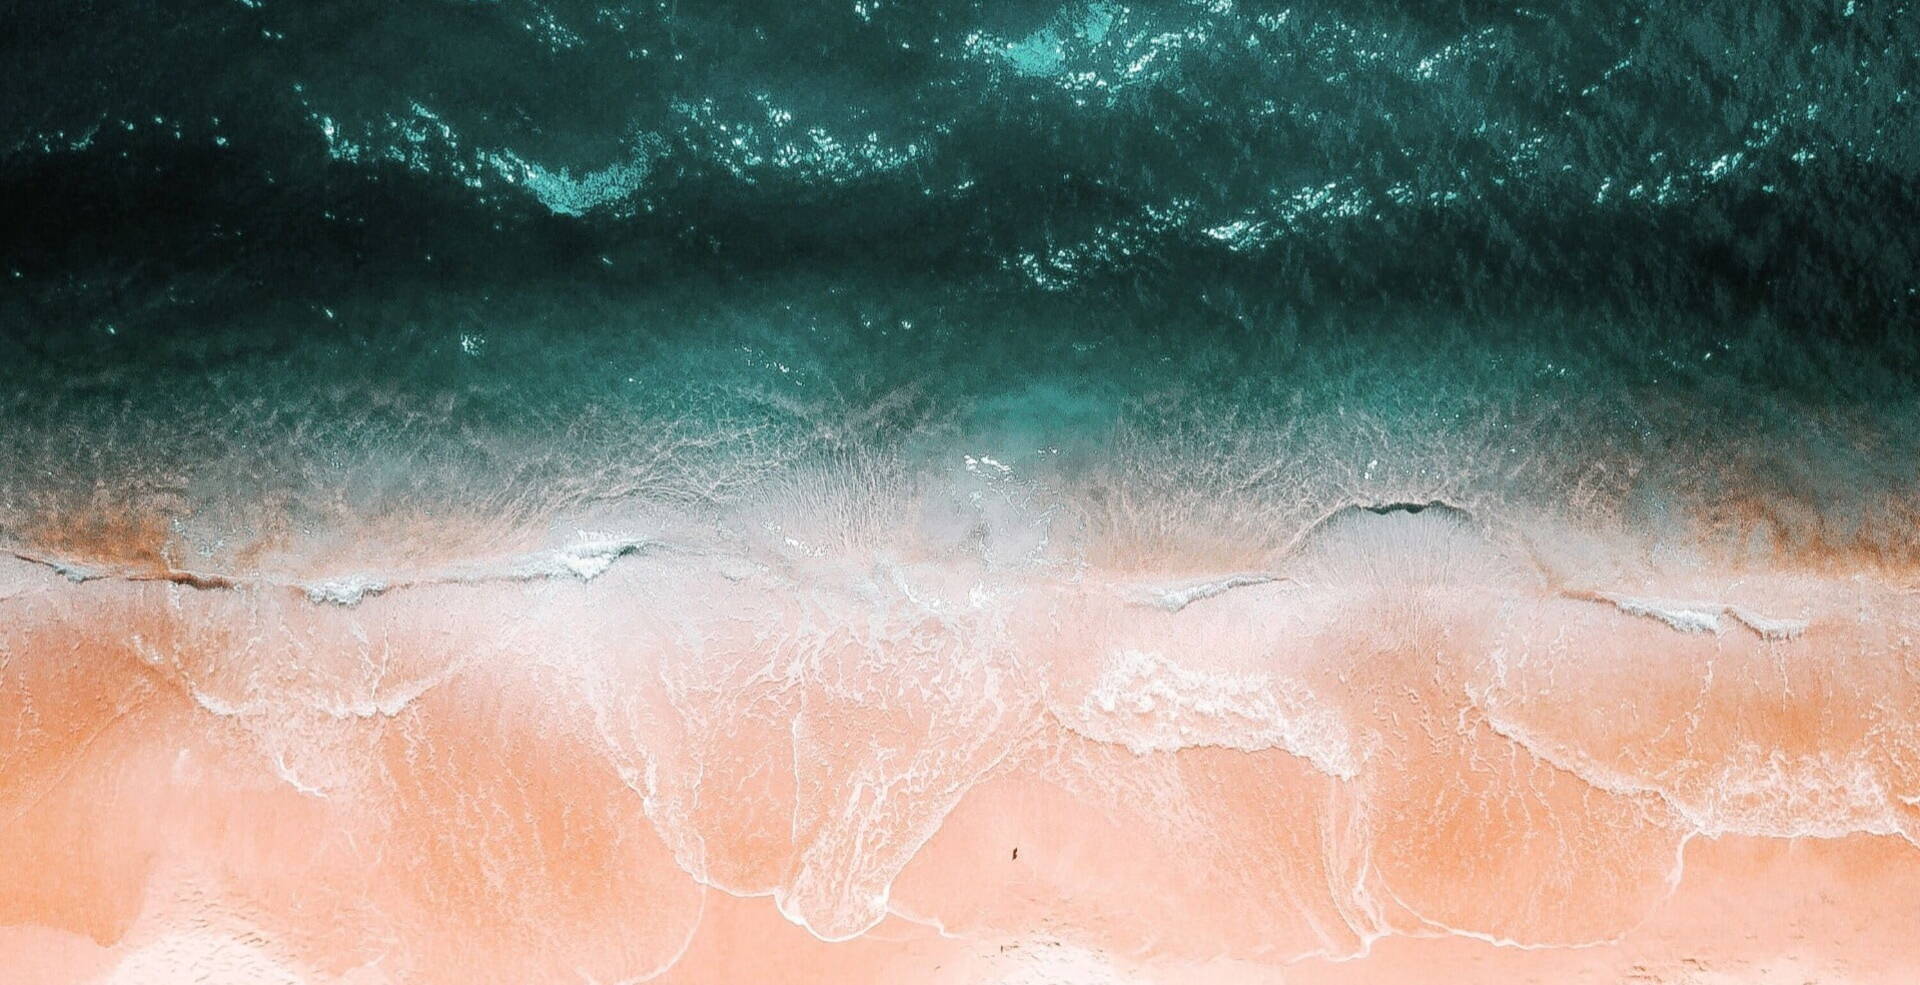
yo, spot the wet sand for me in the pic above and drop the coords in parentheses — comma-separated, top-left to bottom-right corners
(3, 503, 1918, 983)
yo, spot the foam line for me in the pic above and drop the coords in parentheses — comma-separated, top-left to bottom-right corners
(6, 535, 668, 607)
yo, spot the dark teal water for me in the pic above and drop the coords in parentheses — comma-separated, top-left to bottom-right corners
(2, 0, 1918, 562)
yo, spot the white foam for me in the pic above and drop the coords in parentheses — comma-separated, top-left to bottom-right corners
(1604, 595, 1723, 633)
(501, 535, 653, 582)
(1591, 592, 1806, 640)
(271, 753, 332, 799)
(1728, 606, 1810, 640)
(7, 532, 661, 607)
(1482, 708, 1905, 840)
(1058, 649, 1359, 778)
(1698, 748, 1905, 838)
(1138, 573, 1277, 612)
(303, 575, 389, 606)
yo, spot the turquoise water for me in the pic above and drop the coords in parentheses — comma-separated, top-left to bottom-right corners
(2, 0, 1917, 565)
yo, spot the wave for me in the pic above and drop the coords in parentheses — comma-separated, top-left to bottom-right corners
(6, 533, 665, 608)
(1570, 590, 1810, 640)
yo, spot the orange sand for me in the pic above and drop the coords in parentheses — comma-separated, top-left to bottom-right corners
(3, 505, 1918, 983)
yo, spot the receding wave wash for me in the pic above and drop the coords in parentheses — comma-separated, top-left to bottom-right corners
(4, 0, 1919, 983)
